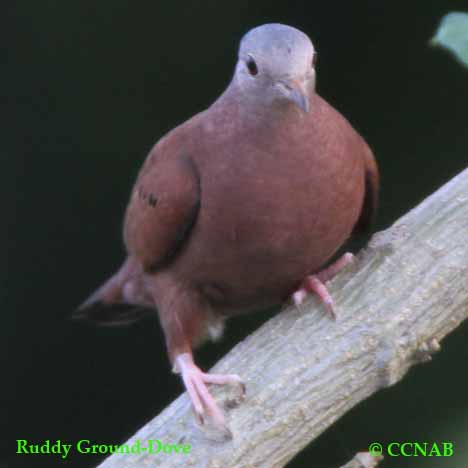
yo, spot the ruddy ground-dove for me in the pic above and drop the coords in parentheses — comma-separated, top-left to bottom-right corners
(78, 23, 379, 432)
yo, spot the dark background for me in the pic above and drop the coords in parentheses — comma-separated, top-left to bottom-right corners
(3, 1, 468, 467)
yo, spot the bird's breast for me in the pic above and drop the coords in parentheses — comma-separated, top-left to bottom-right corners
(174, 117, 366, 307)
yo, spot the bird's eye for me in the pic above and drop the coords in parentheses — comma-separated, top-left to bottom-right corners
(312, 52, 318, 67)
(246, 56, 258, 76)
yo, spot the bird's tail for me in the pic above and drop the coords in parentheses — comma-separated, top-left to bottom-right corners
(72, 258, 154, 326)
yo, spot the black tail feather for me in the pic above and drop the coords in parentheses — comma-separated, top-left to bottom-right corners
(71, 302, 154, 327)
(73, 258, 154, 326)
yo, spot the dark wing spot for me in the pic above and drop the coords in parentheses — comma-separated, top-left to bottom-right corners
(138, 186, 158, 207)
(146, 154, 201, 272)
(137, 187, 146, 200)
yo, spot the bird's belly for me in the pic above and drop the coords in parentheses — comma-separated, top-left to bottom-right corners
(176, 158, 365, 308)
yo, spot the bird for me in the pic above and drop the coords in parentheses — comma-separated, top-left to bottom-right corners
(76, 23, 379, 434)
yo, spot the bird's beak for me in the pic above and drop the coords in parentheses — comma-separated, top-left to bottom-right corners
(279, 79, 310, 113)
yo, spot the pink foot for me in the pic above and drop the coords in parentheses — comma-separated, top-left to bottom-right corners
(175, 353, 245, 431)
(292, 252, 355, 319)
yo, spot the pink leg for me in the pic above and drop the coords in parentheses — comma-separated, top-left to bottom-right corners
(175, 353, 245, 430)
(292, 252, 355, 319)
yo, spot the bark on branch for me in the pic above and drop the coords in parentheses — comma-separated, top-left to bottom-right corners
(340, 452, 383, 468)
(100, 168, 468, 468)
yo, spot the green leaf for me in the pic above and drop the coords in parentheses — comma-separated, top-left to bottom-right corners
(431, 12, 468, 68)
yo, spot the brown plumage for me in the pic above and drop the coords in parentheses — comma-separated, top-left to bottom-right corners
(77, 23, 378, 432)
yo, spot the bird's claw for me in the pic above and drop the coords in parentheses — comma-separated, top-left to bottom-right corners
(292, 252, 355, 319)
(293, 276, 336, 319)
(175, 353, 245, 434)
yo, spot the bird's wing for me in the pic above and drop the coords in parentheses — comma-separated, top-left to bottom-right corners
(354, 144, 379, 233)
(123, 143, 200, 271)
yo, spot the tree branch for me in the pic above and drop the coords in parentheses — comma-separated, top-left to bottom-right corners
(100, 168, 468, 468)
(340, 452, 383, 468)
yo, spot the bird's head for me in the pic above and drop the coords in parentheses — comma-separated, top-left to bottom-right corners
(234, 23, 317, 113)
